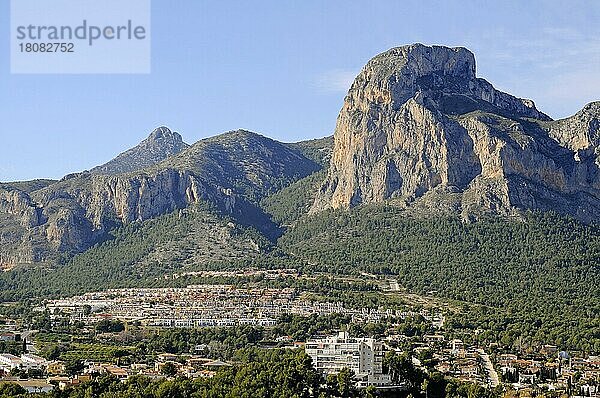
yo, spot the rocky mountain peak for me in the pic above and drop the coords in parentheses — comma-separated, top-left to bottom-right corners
(312, 44, 600, 223)
(363, 44, 476, 91)
(90, 126, 189, 175)
(148, 126, 181, 142)
(350, 43, 549, 121)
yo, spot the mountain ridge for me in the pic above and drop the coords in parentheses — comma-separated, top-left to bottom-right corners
(2, 43, 600, 268)
(0, 129, 321, 266)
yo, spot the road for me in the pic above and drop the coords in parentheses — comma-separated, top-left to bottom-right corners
(21, 330, 39, 354)
(477, 349, 499, 388)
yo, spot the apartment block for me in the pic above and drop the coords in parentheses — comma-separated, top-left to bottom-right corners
(305, 332, 391, 388)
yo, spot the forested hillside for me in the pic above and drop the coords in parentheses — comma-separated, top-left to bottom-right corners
(0, 205, 269, 301)
(261, 170, 326, 225)
(279, 206, 600, 351)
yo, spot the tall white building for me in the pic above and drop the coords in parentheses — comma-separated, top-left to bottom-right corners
(305, 332, 391, 387)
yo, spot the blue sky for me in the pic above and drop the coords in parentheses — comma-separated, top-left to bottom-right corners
(1, 0, 599, 181)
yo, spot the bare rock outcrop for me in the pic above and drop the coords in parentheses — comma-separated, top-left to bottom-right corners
(90, 126, 189, 175)
(312, 44, 600, 222)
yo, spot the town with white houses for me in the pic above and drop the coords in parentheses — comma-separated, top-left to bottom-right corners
(0, 283, 597, 396)
(41, 284, 424, 328)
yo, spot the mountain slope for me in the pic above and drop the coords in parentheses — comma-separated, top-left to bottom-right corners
(90, 126, 189, 175)
(261, 170, 327, 226)
(0, 129, 319, 266)
(261, 136, 334, 225)
(279, 206, 600, 350)
(0, 204, 269, 299)
(0, 179, 57, 193)
(312, 44, 600, 223)
(287, 136, 333, 166)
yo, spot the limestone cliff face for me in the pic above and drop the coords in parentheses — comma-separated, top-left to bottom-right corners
(29, 169, 233, 254)
(0, 189, 43, 227)
(548, 102, 600, 163)
(0, 188, 51, 267)
(312, 44, 600, 222)
(0, 129, 319, 265)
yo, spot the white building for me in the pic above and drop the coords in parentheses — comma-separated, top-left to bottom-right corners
(305, 332, 391, 388)
(0, 353, 24, 372)
(21, 353, 48, 369)
(0, 353, 49, 373)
